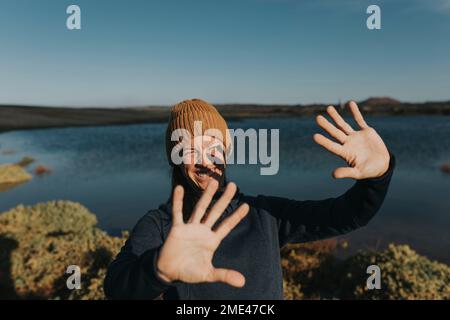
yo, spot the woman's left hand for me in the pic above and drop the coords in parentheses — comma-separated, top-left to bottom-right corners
(313, 101, 390, 180)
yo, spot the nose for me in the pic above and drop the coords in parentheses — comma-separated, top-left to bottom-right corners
(199, 150, 213, 167)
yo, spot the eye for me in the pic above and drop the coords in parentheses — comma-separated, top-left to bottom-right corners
(207, 143, 224, 163)
(182, 148, 197, 160)
(208, 142, 219, 151)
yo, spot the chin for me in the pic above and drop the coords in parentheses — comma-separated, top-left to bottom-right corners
(198, 183, 208, 191)
(191, 175, 214, 191)
(196, 178, 212, 191)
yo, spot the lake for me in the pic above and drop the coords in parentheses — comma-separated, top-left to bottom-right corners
(1, 115, 449, 263)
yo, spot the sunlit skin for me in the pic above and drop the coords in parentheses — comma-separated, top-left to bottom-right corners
(156, 101, 390, 286)
(156, 181, 249, 287)
(181, 135, 225, 190)
(313, 101, 390, 179)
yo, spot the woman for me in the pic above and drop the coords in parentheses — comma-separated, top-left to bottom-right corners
(104, 98, 394, 299)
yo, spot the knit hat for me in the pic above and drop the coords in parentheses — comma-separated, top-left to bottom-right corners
(165, 98, 230, 166)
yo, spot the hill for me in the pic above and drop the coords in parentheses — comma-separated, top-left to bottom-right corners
(1, 98, 449, 133)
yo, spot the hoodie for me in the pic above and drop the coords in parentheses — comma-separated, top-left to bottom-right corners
(104, 155, 395, 300)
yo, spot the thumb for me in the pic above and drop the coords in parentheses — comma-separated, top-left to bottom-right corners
(208, 268, 246, 288)
(333, 167, 359, 179)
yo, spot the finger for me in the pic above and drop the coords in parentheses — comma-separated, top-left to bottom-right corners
(208, 268, 246, 288)
(189, 179, 219, 223)
(326, 105, 355, 134)
(333, 167, 360, 179)
(215, 203, 249, 241)
(313, 133, 345, 158)
(172, 185, 184, 225)
(348, 101, 369, 129)
(316, 115, 347, 143)
(204, 182, 237, 227)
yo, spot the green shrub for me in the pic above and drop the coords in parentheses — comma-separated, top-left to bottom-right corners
(0, 201, 126, 299)
(281, 242, 450, 300)
(1, 201, 449, 300)
(338, 244, 450, 300)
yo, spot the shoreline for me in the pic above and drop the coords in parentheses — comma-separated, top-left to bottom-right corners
(1, 100, 450, 133)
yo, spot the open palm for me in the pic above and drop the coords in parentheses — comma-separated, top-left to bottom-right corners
(313, 101, 390, 180)
(156, 180, 249, 287)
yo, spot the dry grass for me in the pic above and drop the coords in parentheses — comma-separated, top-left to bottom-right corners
(0, 164, 32, 186)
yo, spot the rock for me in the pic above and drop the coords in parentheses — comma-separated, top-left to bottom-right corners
(0, 164, 32, 186)
(1, 149, 15, 155)
(441, 163, 450, 174)
(16, 156, 35, 168)
(35, 165, 52, 175)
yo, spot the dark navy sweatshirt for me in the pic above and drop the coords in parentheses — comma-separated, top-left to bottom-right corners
(104, 156, 395, 300)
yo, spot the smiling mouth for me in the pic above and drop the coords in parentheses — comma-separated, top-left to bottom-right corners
(195, 167, 221, 180)
(195, 172, 209, 180)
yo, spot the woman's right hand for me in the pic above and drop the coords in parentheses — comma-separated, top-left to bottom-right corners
(156, 180, 249, 288)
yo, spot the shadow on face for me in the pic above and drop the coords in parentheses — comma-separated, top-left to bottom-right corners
(181, 135, 225, 190)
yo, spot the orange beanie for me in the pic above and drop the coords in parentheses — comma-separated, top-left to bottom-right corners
(165, 99, 230, 166)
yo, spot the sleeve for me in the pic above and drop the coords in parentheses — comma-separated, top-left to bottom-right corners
(103, 211, 173, 299)
(257, 154, 395, 247)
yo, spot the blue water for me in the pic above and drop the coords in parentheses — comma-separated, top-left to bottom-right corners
(1, 116, 450, 263)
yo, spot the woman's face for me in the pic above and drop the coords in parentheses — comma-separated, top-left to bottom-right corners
(182, 135, 225, 190)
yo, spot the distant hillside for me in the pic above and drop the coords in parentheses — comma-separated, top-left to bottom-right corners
(0, 105, 170, 133)
(360, 97, 402, 106)
(0, 98, 449, 133)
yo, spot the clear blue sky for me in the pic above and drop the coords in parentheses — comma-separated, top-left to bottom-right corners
(1, 0, 449, 107)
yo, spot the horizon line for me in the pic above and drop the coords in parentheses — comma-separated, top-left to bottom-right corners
(2, 97, 450, 109)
